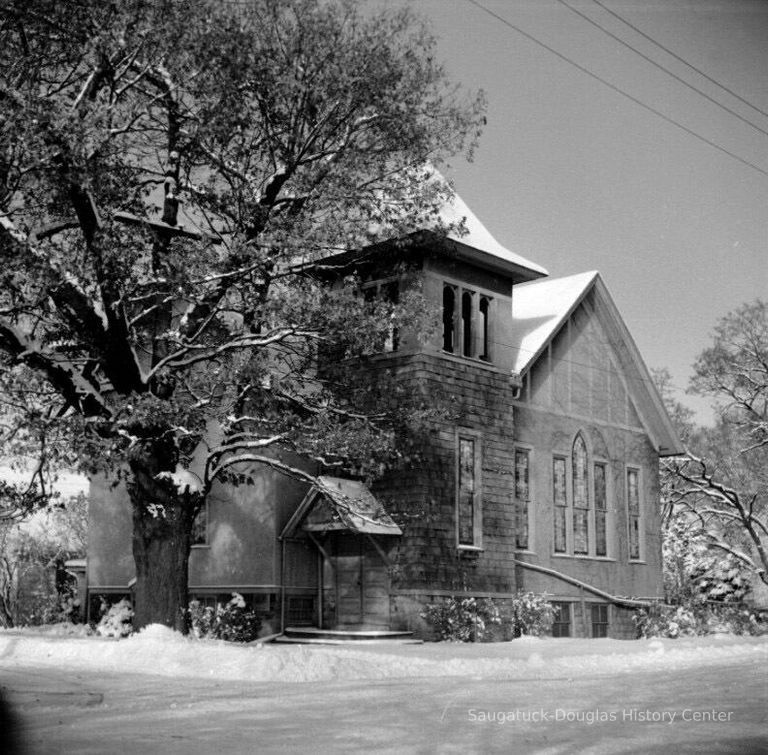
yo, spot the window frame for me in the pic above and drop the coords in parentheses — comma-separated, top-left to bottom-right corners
(551, 601, 571, 638)
(593, 461, 609, 558)
(552, 433, 614, 560)
(441, 279, 494, 363)
(191, 500, 209, 548)
(361, 276, 400, 354)
(626, 465, 644, 561)
(590, 603, 610, 638)
(456, 428, 483, 550)
(553, 454, 568, 554)
(442, 283, 457, 353)
(572, 433, 590, 555)
(513, 445, 533, 552)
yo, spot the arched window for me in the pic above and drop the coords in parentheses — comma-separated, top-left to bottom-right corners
(572, 434, 589, 554)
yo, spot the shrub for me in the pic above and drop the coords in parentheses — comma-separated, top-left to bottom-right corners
(96, 598, 134, 638)
(506, 592, 556, 638)
(634, 602, 766, 638)
(187, 593, 261, 643)
(422, 592, 556, 642)
(421, 596, 501, 642)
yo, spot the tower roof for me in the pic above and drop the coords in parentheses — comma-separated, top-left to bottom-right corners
(436, 190, 548, 280)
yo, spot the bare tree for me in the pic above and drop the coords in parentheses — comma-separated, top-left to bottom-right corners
(663, 301, 768, 590)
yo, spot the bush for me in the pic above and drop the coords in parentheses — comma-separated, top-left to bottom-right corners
(96, 598, 134, 638)
(634, 602, 765, 638)
(187, 593, 261, 643)
(421, 592, 555, 642)
(505, 592, 556, 638)
(421, 596, 501, 642)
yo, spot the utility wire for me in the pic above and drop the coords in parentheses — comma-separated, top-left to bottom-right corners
(464, 0, 768, 180)
(555, 0, 768, 139)
(591, 0, 768, 122)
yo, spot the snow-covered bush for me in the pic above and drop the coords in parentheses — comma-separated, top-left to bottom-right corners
(187, 593, 261, 642)
(422, 592, 556, 642)
(505, 592, 556, 639)
(421, 597, 502, 642)
(634, 602, 765, 638)
(96, 599, 134, 638)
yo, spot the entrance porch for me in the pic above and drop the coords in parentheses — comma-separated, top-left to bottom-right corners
(280, 476, 402, 632)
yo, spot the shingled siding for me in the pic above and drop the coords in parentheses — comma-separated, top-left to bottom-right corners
(367, 352, 519, 631)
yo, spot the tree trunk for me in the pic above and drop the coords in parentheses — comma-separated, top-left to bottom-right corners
(127, 439, 201, 633)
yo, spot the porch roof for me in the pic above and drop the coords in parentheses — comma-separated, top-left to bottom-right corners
(280, 476, 402, 538)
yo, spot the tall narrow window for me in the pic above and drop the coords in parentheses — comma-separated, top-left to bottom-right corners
(442, 285, 456, 353)
(627, 468, 641, 559)
(364, 280, 400, 353)
(551, 601, 571, 637)
(594, 463, 607, 557)
(191, 502, 208, 546)
(591, 604, 609, 638)
(479, 296, 491, 361)
(382, 280, 399, 352)
(553, 456, 567, 553)
(514, 448, 530, 550)
(457, 436, 479, 547)
(461, 291, 473, 357)
(572, 435, 589, 555)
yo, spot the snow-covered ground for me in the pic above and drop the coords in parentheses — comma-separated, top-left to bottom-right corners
(0, 623, 766, 684)
(1, 627, 766, 754)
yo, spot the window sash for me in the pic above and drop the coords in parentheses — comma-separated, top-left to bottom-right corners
(573, 510, 589, 554)
(515, 449, 530, 550)
(552, 602, 571, 637)
(627, 468, 641, 559)
(595, 510, 607, 557)
(572, 435, 589, 509)
(191, 503, 208, 546)
(629, 515, 641, 560)
(594, 463, 607, 557)
(591, 604, 609, 638)
(627, 469, 639, 513)
(553, 456, 567, 553)
(458, 436, 477, 546)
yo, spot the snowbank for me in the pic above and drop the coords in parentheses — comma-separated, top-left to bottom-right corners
(0, 626, 765, 685)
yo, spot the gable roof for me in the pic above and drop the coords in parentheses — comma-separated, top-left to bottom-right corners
(281, 476, 402, 538)
(511, 271, 684, 456)
(509, 271, 599, 374)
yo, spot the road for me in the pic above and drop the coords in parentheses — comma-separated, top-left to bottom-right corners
(1, 660, 766, 754)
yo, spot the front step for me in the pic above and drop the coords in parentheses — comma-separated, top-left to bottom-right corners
(276, 626, 422, 645)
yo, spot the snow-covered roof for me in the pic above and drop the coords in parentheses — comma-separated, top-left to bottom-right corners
(281, 476, 401, 537)
(436, 191, 548, 279)
(509, 271, 599, 374)
(300, 171, 548, 282)
(509, 270, 684, 456)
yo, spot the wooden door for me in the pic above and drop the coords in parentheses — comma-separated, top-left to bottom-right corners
(335, 534, 363, 625)
(333, 534, 390, 629)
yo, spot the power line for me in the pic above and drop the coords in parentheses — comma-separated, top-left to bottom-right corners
(464, 0, 768, 180)
(590, 0, 768, 122)
(554, 0, 768, 139)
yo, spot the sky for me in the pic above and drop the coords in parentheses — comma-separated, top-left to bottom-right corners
(408, 0, 768, 424)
